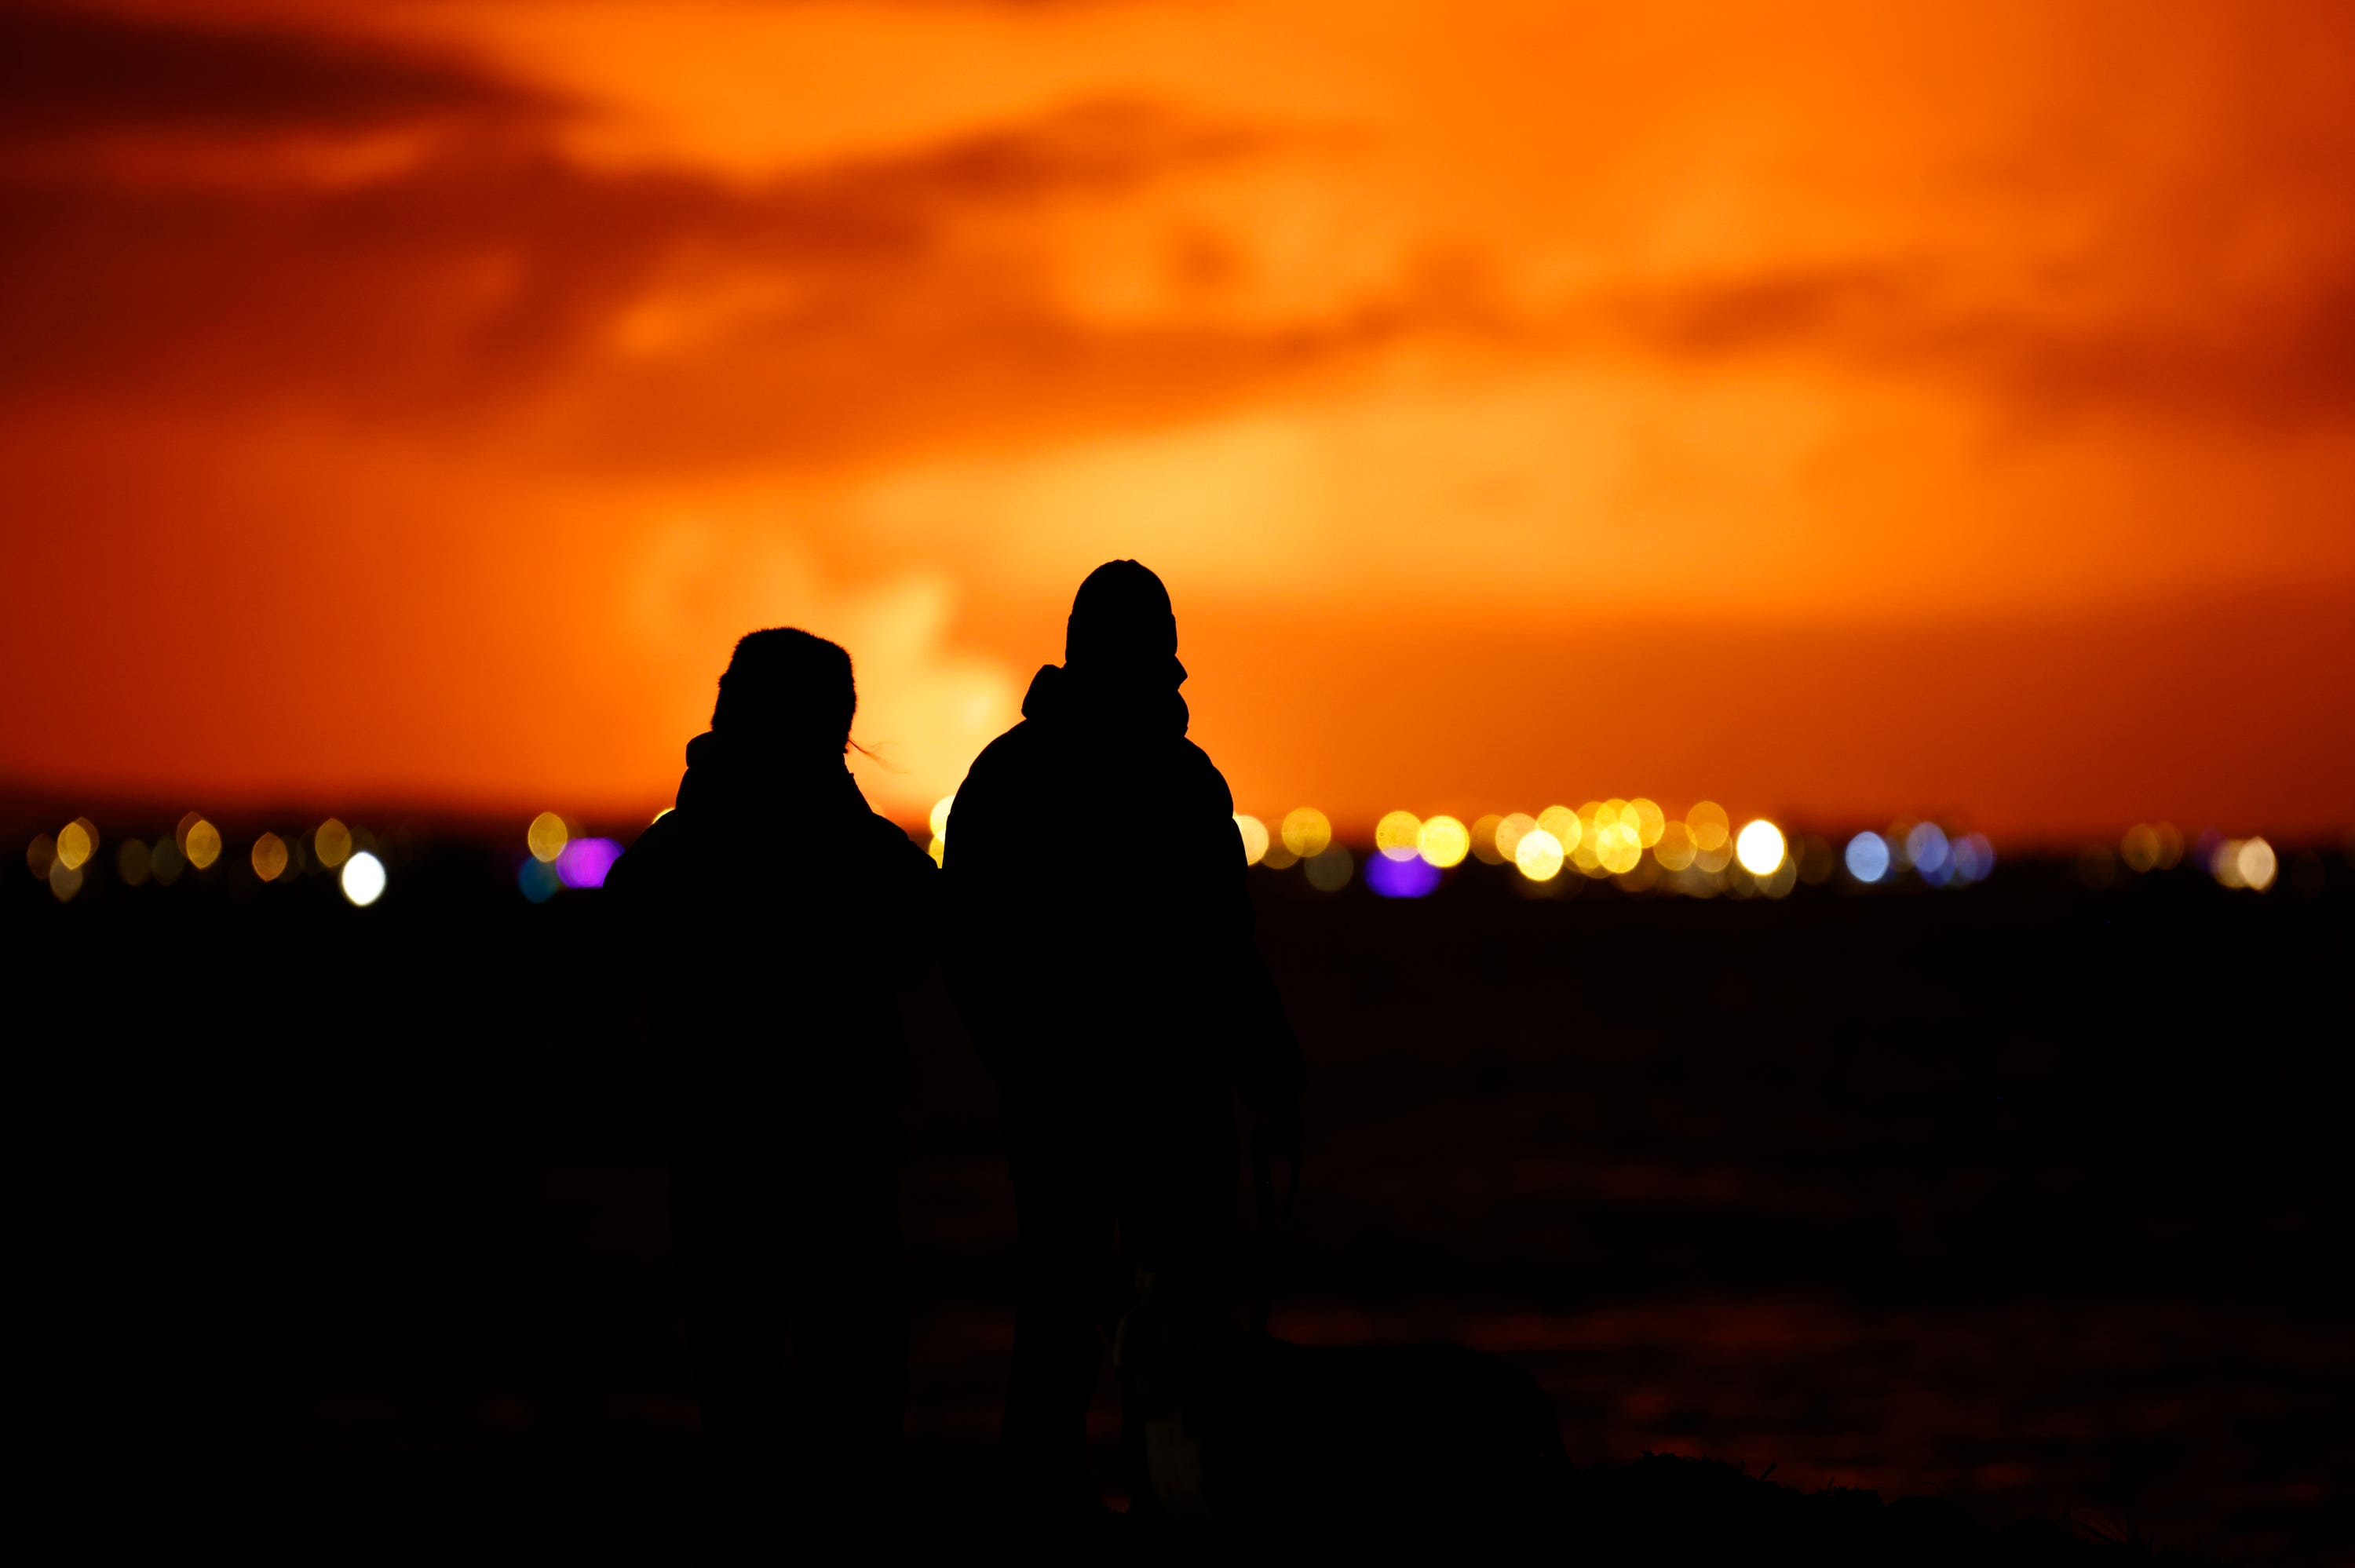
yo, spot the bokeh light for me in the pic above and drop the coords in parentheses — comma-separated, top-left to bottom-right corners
(341, 850, 386, 906)
(2236, 837, 2277, 892)
(519, 856, 561, 903)
(49, 856, 82, 902)
(1653, 820, 1696, 872)
(527, 811, 568, 863)
(1536, 804, 1583, 855)
(149, 835, 184, 885)
(1514, 827, 1564, 882)
(1629, 797, 1667, 848)
(1418, 815, 1470, 869)
(2120, 823, 2160, 873)
(1280, 808, 1333, 859)
(1951, 832, 1996, 884)
(1494, 813, 1538, 863)
(1365, 851, 1440, 898)
(557, 837, 623, 889)
(315, 818, 352, 868)
(929, 794, 955, 841)
(116, 837, 151, 887)
(1736, 819, 1787, 876)
(1302, 844, 1353, 892)
(1375, 810, 1424, 862)
(1469, 815, 1506, 866)
(1845, 831, 1890, 883)
(251, 832, 289, 882)
(1687, 801, 1731, 852)
(1906, 822, 1951, 880)
(1233, 813, 1269, 866)
(27, 833, 56, 879)
(57, 818, 97, 871)
(1594, 819, 1642, 875)
(184, 818, 222, 871)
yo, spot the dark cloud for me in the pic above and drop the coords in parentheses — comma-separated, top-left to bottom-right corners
(0, 2, 565, 141)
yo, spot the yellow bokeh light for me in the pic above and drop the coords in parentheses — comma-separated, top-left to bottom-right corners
(929, 794, 955, 841)
(1375, 810, 1423, 862)
(1302, 845, 1353, 892)
(1418, 815, 1470, 869)
(2120, 823, 2160, 873)
(926, 834, 945, 867)
(1630, 798, 1666, 848)
(1654, 820, 1696, 872)
(49, 856, 82, 902)
(528, 811, 569, 863)
(185, 818, 222, 871)
(1280, 807, 1332, 859)
(252, 832, 290, 882)
(2236, 837, 2276, 892)
(1687, 801, 1731, 852)
(1514, 827, 1565, 881)
(1536, 805, 1583, 854)
(1600, 799, 1632, 834)
(1234, 813, 1270, 866)
(116, 837, 152, 886)
(1735, 819, 1787, 876)
(1494, 813, 1538, 862)
(57, 819, 97, 871)
(1469, 814, 1506, 866)
(315, 818, 352, 869)
(1595, 820, 1642, 874)
(27, 833, 56, 879)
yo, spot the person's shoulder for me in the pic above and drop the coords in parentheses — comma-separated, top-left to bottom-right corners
(958, 719, 1043, 793)
(1168, 737, 1236, 815)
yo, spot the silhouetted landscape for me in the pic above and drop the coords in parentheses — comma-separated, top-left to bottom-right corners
(17, 821, 2347, 1562)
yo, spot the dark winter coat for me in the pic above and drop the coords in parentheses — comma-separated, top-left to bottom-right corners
(943, 662, 1299, 1113)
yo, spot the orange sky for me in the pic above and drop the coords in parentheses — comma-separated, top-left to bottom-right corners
(3, 0, 2352, 840)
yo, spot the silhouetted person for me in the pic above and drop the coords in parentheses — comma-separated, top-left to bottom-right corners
(944, 561, 1301, 1519)
(607, 629, 936, 1548)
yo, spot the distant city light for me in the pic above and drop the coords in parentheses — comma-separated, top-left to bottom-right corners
(1233, 813, 1270, 866)
(1514, 827, 1565, 882)
(56, 818, 97, 871)
(1302, 844, 1353, 892)
(1845, 831, 1891, 883)
(1281, 808, 1333, 859)
(1951, 832, 1995, 883)
(1735, 819, 1787, 877)
(1629, 797, 1667, 848)
(341, 851, 386, 906)
(1687, 801, 1731, 853)
(1494, 813, 1538, 863)
(184, 818, 222, 871)
(1365, 851, 1440, 898)
(251, 832, 289, 882)
(929, 795, 955, 841)
(315, 818, 352, 869)
(1536, 804, 1582, 855)
(1906, 822, 1951, 881)
(519, 856, 561, 903)
(116, 838, 152, 886)
(1594, 819, 1642, 875)
(1654, 820, 1696, 872)
(1469, 814, 1507, 865)
(49, 855, 82, 902)
(557, 837, 623, 890)
(27, 833, 56, 879)
(1418, 815, 1470, 869)
(2217, 836, 2278, 892)
(149, 834, 184, 884)
(1375, 810, 1423, 862)
(527, 811, 568, 864)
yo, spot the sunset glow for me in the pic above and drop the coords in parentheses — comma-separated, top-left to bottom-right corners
(3, 1, 2352, 837)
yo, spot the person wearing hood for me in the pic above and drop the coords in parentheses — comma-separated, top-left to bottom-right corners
(607, 628, 937, 1544)
(944, 560, 1302, 1518)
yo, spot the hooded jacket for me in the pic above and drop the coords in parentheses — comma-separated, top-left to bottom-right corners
(943, 660, 1300, 1112)
(608, 730, 938, 1130)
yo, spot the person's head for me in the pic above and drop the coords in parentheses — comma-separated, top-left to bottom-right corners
(710, 628, 856, 756)
(1065, 560, 1183, 686)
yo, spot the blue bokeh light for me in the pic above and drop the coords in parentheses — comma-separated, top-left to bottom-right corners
(1844, 831, 1890, 884)
(518, 855, 562, 903)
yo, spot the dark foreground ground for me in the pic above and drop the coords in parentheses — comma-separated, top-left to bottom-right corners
(12, 834, 2350, 1562)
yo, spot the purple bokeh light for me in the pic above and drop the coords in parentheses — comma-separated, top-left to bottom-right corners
(556, 837, 623, 889)
(1364, 851, 1441, 899)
